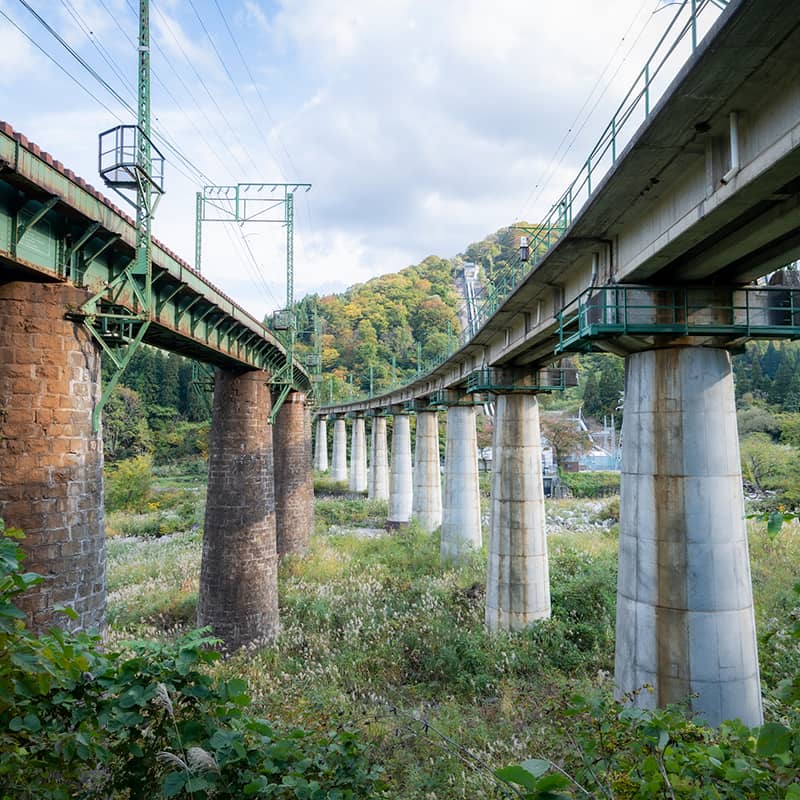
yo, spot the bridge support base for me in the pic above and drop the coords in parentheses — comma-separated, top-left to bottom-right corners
(413, 411, 442, 532)
(349, 416, 368, 492)
(441, 406, 481, 561)
(387, 413, 412, 527)
(313, 417, 328, 472)
(330, 417, 348, 483)
(369, 416, 390, 501)
(615, 347, 762, 727)
(486, 394, 550, 632)
(0, 282, 105, 633)
(199, 369, 278, 648)
(274, 391, 313, 558)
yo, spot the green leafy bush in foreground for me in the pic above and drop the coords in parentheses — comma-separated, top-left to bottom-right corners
(0, 523, 382, 800)
(497, 690, 800, 799)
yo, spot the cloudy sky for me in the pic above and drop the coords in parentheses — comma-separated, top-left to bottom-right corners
(0, 0, 722, 322)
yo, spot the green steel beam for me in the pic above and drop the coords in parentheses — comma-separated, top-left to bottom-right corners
(0, 139, 310, 393)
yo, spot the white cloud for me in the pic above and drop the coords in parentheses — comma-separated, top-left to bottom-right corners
(2, 0, 717, 319)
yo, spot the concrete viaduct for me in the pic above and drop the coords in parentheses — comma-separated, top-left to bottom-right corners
(0, 121, 315, 650)
(0, 0, 798, 730)
(316, 0, 800, 728)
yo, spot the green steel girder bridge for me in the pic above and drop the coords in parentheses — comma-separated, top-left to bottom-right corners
(0, 122, 311, 397)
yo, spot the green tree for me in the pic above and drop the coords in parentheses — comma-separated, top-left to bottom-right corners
(541, 414, 591, 470)
(102, 386, 151, 462)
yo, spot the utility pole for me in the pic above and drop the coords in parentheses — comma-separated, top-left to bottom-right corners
(194, 182, 311, 420)
(86, 0, 164, 431)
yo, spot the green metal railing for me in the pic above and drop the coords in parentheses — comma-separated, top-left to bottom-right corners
(455, 0, 728, 349)
(556, 285, 800, 353)
(464, 367, 572, 394)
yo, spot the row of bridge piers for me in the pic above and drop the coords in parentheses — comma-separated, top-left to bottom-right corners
(0, 281, 764, 727)
(316, 344, 763, 727)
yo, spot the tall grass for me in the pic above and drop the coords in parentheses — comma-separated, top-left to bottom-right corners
(105, 489, 800, 799)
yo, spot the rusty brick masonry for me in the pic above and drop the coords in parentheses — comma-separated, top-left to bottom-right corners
(273, 390, 313, 557)
(0, 281, 106, 632)
(198, 368, 278, 648)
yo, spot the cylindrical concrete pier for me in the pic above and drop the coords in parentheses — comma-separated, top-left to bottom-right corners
(199, 369, 278, 648)
(486, 394, 550, 632)
(441, 405, 482, 561)
(330, 417, 348, 483)
(370, 415, 390, 501)
(387, 413, 413, 527)
(349, 416, 368, 492)
(273, 391, 314, 558)
(313, 417, 328, 472)
(0, 282, 106, 633)
(615, 347, 762, 727)
(412, 411, 442, 532)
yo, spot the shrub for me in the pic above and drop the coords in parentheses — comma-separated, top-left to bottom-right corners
(0, 524, 382, 799)
(314, 475, 353, 496)
(497, 690, 800, 799)
(315, 498, 388, 531)
(106, 455, 154, 511)
(561, 470, 620, 498)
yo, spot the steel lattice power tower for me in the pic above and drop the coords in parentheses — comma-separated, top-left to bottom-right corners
(195, 182, 311, 420)
(88, 0, 164, 430)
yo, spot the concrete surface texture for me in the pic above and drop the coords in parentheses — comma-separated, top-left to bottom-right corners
(387, 413, 413, 526)
(412, 411, 443, 532)
(441, 405, 482, 561)
(330, 417, 348, 483)
(349, 416, 368, 492)
(369, 415, 390, 501)
(486, 393, 551, 632)
(313, 417, 328, 472)
(615, 346, 762, 727)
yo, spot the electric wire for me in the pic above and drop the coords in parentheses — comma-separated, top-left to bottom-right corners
(58, 0, 219, 189)
(94, 0, 236, 182)
(102, 0, 283, 311)
(209, 0, 318, 265)
(185, 0, 285, 179)
(178, 0, 306, 309)
(0, 7, 126, 122)
(18, 0, 210, 190)
(16, 0, 133, 112)
(59, 0, 136, 105)
(149, 0, 261, 176)
(517, 0, 655, 220)
(16, 0, 281, 312)
(210, 0, 300, 179)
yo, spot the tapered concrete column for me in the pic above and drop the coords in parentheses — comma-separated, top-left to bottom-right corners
(367, 419, 375, 498)
(441, 405, 482, 561)
(330, 417, 348, 483)
(273, 391, 313, 558)
(387, 413, 413, 527)
(486, 394, 550, 632)
(314, 417, 328, 472)
(369, 415, 390, 501)
(349, 416, 368, 492)
(0, 282, 105, 633)
(412, 411, 442, 531)
(615, 347, 762, 727)
(199, 369, 278, 649)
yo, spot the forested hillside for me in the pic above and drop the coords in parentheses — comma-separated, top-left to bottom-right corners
(103, 223, 800, 466)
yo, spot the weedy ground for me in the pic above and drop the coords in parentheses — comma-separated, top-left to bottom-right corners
(106, 472, 800, 799)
